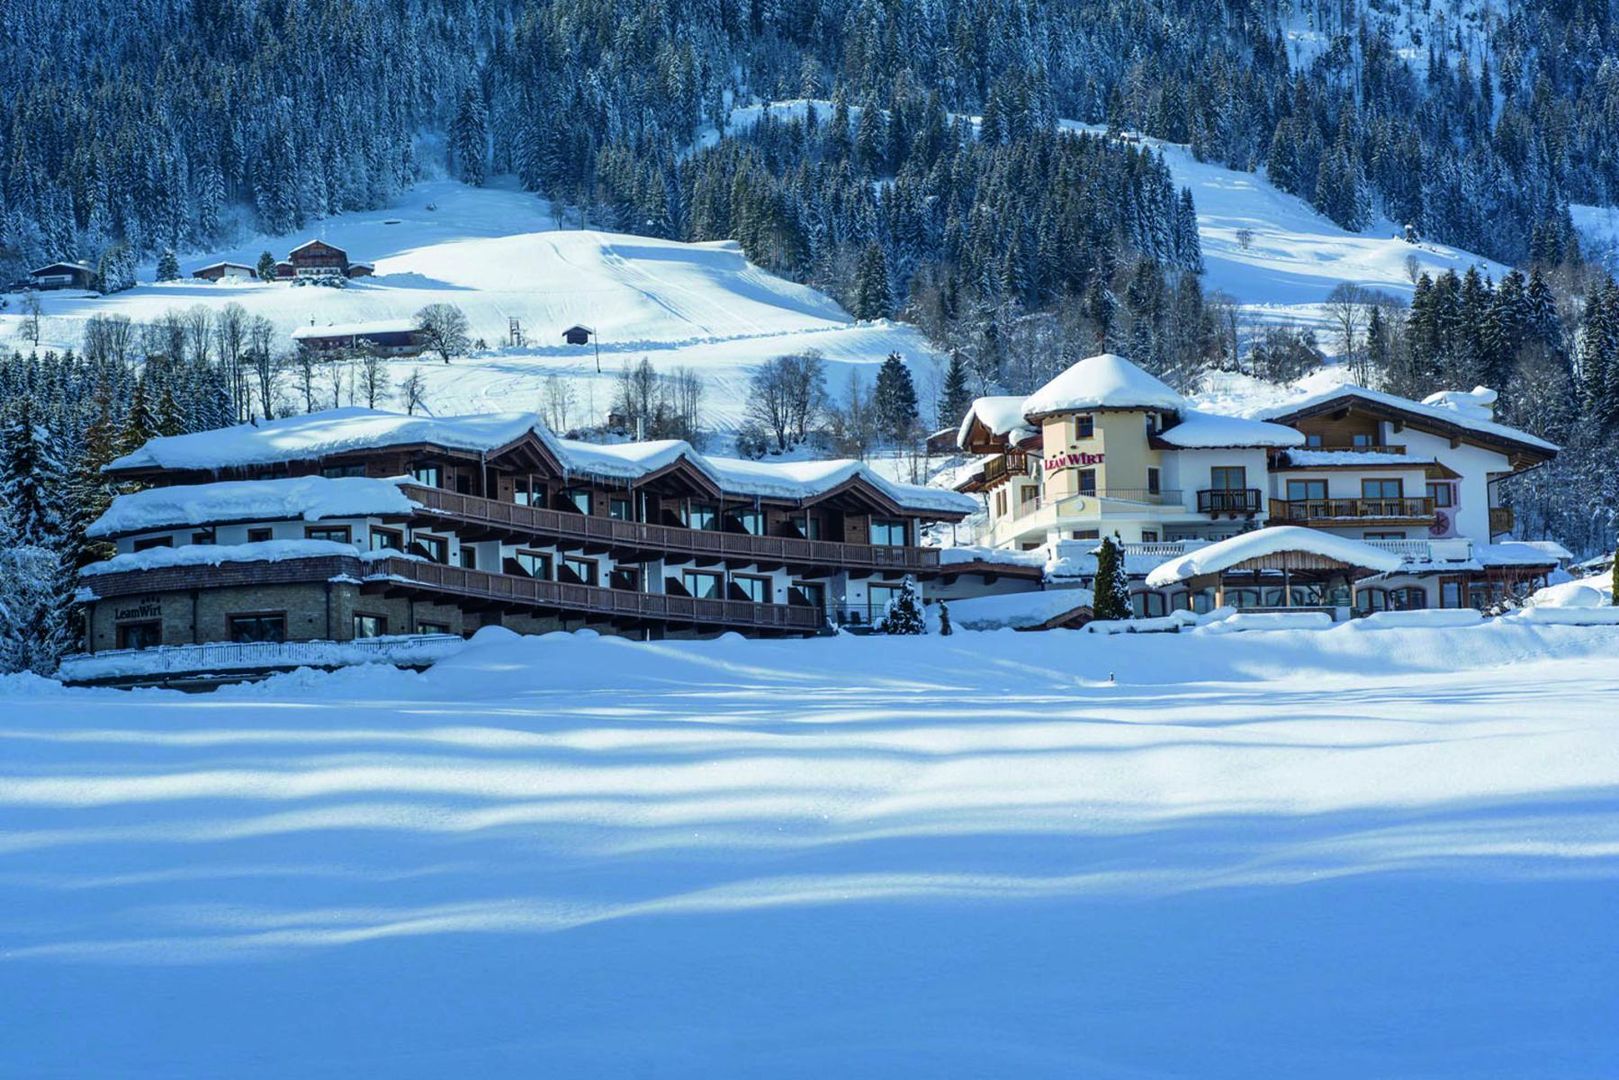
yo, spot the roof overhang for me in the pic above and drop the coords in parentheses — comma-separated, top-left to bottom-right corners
(1265, 393, 1555, 471)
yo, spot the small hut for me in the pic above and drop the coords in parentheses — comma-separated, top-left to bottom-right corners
(1146, 526, 1402, 614)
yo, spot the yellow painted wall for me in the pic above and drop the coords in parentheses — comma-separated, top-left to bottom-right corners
(1041, 409, 1161, 501)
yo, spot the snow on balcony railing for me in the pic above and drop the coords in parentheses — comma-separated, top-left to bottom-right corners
(59, 634, 468, 684)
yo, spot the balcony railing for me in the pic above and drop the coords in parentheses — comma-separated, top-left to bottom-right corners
(1295, 442, 1406, 454)
(1269, 497, 1435, 522)
(401, 485, 940, 573)
(1196, 488, 1262, 515)
(982, 451, 1030, 485)
(371, 556, 824, 632)
(80, 553, 825, 634)
(1081, 488, 1183, 506)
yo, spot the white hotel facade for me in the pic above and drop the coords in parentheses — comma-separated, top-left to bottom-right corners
(954, 353, 1566, 616)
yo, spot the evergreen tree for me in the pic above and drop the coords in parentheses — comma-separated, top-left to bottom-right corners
(256, 251, 279, 283)
(938, 351, 973, 431)
(872, 352, 919, 438)
(851, 243, 892, 320)
(0, 399, 66, 545)
(1092, 536, 1132, 620)
(156, 248, 180, 282)
(453, 87, 489, 187)
(881, 577, 926, 634)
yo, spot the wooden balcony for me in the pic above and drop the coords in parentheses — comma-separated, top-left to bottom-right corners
(402, 484, 941, 575)
(981, 451, 1030, 485)
(80, 552, 825, 635)
(369, 557, 824, 633)
(1196, 488, 1261, 515)
(1269, 497, 1435, 524)
(1490, 506, 1514, 536)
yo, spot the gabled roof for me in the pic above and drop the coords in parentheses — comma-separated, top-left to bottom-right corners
(1022, 353, 1186, 419)
(291, 318, 419, 340)
(30, 261, 93, 274)
(192, 261, 256, 273)
(1256, 385, 1557, 460)
(1146, 526, 1402, 586)
(956, 396, 1031, 450)
(105, 408, 977, 518)
(289, 239, 347, 257)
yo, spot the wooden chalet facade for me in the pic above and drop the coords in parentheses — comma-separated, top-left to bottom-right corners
(191, 261, 257, 282)
(28, 261, 96, 290)
(275, 239, 371, 280)
(72, 409, 977, 682)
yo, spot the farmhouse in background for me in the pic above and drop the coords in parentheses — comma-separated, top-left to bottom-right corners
(27, 261, 96, 290)
(191, 261, 257, 282)
(274, 239, 374, 280)
(291, 318, 425, 355)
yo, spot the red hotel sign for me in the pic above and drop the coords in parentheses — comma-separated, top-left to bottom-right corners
(1044, 451, 1104, 471)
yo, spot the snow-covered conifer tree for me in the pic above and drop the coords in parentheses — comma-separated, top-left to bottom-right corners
(881, 577, 926, 634)
(1092, 536, 1132, 620)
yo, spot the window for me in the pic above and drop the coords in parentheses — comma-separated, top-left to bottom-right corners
(866, 583, 903, 624)
(1426, 483, 1453, 508)
(1210, 466, 1247, 491)
(460, 546, 477, 570)
(304, 525, 352, 544)
(1147, 467, 1161, 496)
(731, 508, 764, 535)
(731, 575, 769, 603)
(1131, 591, 1167, 618)
(561, 556, 596, 586)
(1390, 586, 1427, 611)
(683, 502, 717, 531)
(321, 464, 366, 479)
(1364, 531, 1406, 540)
(410, 463, 441, 488)
(1141, 530, 1159, 542)
(790, 514, 821, 540)
(1439, 579, 1465, 609)
(416, 621, 451, 635)
(609, 566, 640, 591)
(1071, 529, 1100, 541)
(412, 534, 448, 564)
(683, 570, 723, 600)
(370, 528, 403, 552)
(455, 474, 472, 495)
(228, 613, 286, 643)
(248, 527, 273, 543)
(1075, 415, 1095, 439)
(1352, 432, 1373, 448)
(1362, 478, 1403, 502)
(790, 581, 826, 609)
(995, 490, 1008, 517)
(1305, 433, 1324, 448)
(610, 497, 633, 522)
(869, 519, 908, 546)
(515, 550, 552, 579)
(513, 479, 538, 506)
(557, 488, 590, 515)
(116, 621, 162, 650)
(189, 530, 214, 546)
(1359, 587, 1389, 612)
(132, 535, 173, 552)
(1286, 479, 1327, 502)
(1077, 469, 1097, 496)
(352, 613, 387, 639)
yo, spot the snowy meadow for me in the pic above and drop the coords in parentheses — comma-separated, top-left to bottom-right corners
(3, 622, 1618, 1077)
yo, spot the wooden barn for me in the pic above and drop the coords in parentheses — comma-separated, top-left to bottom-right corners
(191, 261, 258, 282)
(28, 261, 96, 290)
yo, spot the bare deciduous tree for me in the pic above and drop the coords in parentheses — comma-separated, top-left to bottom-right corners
(399, 368, 428, 415)
(541, 374, 576, 434)
(414, 303, 470, 364)
(358, 348, 391, 409)
(246, 315, 281, 420)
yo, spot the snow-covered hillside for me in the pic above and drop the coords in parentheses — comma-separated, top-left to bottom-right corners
(3, 623, 1618, 1076)
(4, 179, 943, 428)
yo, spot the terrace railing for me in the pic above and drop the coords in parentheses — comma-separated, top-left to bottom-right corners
(1268, 497, 1435, 522)
(402, 485, 940, 574)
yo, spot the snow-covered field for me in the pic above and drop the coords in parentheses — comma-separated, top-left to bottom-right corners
(2, 178, 942, 429)
(4, 622, 1618, 1077)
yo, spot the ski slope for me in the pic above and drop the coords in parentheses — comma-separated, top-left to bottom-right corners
(3, 622, 1618, 1076)
(2, 178, 944, 428)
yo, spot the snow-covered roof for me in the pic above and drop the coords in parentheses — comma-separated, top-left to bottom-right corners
(87, 476, 415, 538)
(31, 261, 92, 274)
(1146, 527, 1402, 587)
(1476, 540, 1572, 567)
(1421, 386, 1498, 421)
(1021, 353, 1186, 419)
(289, 239, 346, 256)
(107, 408, 975, 516)
(106, 408, 553, 474)
(1257, 384, 1556, 453)
(192, 261, 255, 272)
(703, 456, 978, 514)
(291, 318, 418, 340)
(79, 539, 376, 577)
(1278, 450, 1430, 467)
(956, 396, 1031, 447)
(1157, 410, 1304, 449)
